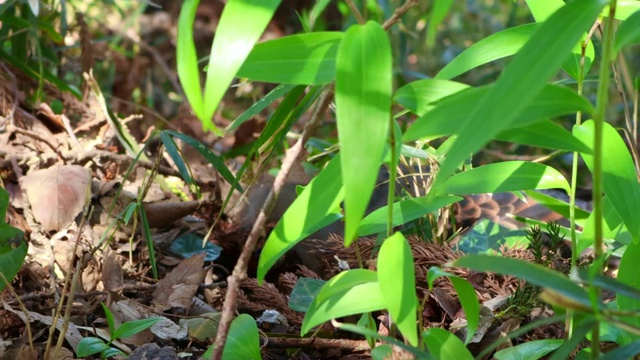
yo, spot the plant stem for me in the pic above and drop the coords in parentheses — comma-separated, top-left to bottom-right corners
(590, 1, 617, 358)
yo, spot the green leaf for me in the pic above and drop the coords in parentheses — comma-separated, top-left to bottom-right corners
(438, 161, 570, 195)
(226, 84, 297, 131)
(614, 10, 640, 57)
(427, 267, 479, 344)
(301, 269, 382, 335)
(176, 0, 204, 122)
(357, 195, 460, 237)
(336, 21, 392, 245)
(223, 314, 262, 360)
(403, 84, 593, 142)
(600, 340, 640, 360)
(202, 0, 281, 131)
(238, 32, 342, 84)
(160, 132, 192, 185)
(394, 79, 469, 116)
(494, 339, 563, 360)
(257, 155, 344, 283)
(423, 327, 474, 360)
(618, 242, 640, 336)
(574, 120, 640, 241)
(288, 278, 326, 312)
(433, 0, 606, 189)
(112, 318, 162, 340)
(436, 23, 539, 80)
(76, 337, 111, 357)
(453, 255, 592, 309)
(426, 0, 453, 47)
(163, 130, 241, 192)
(495, 120, 591, 153)
(337, 322, 430, 358)
(378, 233, 418, 345)
(0, 223, 27, 293)
(101, 303, 116, 338)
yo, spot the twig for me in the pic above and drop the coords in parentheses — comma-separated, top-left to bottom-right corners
(6, 124, 65, 162)
(265, 336, 371, 351)
(210, 89, 334, 359)
(345, 0, 365, 24)
(382, 0, 419, 30)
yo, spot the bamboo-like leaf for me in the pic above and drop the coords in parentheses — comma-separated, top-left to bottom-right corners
(613, 10, 640, 57)
(432, 0, 605, 190)
(335, 21, 392, 245)
(394, 79, 469, 116)
(423, 328, 474, 360)
(438, 161, 570, 195)
(378, 233, 418, 346)
(403, 84, 593, 142)
(436, 24, 539, 80)
(573, 120, 640, 241)
(257, 156, 344, 283)
(238, 32, 342, 84)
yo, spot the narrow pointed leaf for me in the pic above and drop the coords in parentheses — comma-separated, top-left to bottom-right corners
(438, 161, 570, 195)
(433, 0, 606, 189)
(573, 120, 640, 241)
(424, 328, 474, 360)
(394, 79, 469, 116)
(258, 155, 344, 283)
(378, 233, 418, 346)
(613, 10, 640, 57)
(238, 32, 342, 84)
(335, 21, 392, 245)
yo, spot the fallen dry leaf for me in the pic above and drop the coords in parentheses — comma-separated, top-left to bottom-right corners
(152, 253, 206, 311)
(20, 165, 90, 232)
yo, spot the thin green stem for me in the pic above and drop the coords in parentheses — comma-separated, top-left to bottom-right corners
(590, 1, 617, 358)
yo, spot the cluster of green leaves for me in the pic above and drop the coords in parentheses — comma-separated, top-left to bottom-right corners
(0, 187, 27, 293)
(175, 0, 640, 358)
(77, 303, 161, 358)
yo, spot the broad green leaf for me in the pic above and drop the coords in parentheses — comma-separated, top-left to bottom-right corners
(494, 339, 563, 360)
(453, 255, 592, 309)
(427, 267, 479, 344)
(302, 279, 384, 335)
(0, 228, 25, 281)
(436, 24, 539, 80)
(0, 187, 8, 222)
(438, 161, 570, 195)
(257, 155, 344, 283)
(112, 318, 162, 340)
(288, 278, 326, 312)
(378, 233, 418, 346)
(394, 79, 469, 116)
(226, 84, 297, 131)
(403, 84, 593, 142)
(433, 0, 606, 190)
(204, 314, 262, 360)
(238, 32, 342, 84)
(524, 190, 591, 221)
(618, 242, 640, 335)
(0, 222, 26, 293)
(76, 337, 110, 357)
(313, 269, 378, 305)
(495, 120, 591, 152)
(357, 195, 461, 236)
(599, 340, 640, 360)
(613, 10, 640, 57)
(577, 196, 629, 254)
(423, 328, 474, 360)
(336, 21, 392, 245)
(574, 120, 640, 241)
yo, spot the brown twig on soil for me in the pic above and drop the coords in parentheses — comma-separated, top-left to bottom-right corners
(0, 147, 210, 186)
(6, 124, 65, 162)
(264, 336, 371, 351)
(210, 88, 334, 359)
